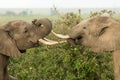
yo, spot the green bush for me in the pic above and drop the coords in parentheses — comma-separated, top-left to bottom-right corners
(89, 9, 115, 17)
(53, 11, 82, 34)
(9, 44, 113, 80)
(8, 10, 114, 80)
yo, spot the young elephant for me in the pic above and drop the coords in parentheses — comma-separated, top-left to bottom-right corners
(0, 18, 60, 80)
(52, 16, 120, 80)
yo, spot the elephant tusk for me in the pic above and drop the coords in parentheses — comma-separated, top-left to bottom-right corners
(43, 38, 66, 43)
(44, 38, 67, 43)
(43, 38, 57, 42)
(39, 38, 66, 45)
(52, 30, 70, 39)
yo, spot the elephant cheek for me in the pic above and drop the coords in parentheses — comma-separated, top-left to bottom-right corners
(16, 40, 32, 50)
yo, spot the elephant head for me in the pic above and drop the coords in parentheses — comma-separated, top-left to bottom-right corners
(52, 16, 120, 52)
(0, 18, 66, 80)
(52, 16, 120, 80)
(0, 18, 60, 57)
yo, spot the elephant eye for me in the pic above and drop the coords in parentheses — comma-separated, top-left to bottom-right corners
(38, 24, 41, 26)
(24, 30, 28, 33)
(38, 24, 44, 28)
(24, 28, 28, 33)
(83, 26, 86, 29)
(41, 24, 44, 27)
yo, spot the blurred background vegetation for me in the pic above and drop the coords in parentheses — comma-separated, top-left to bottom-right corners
(0, 8, 118, 80)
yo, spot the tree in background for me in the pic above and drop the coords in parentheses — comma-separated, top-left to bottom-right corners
(50, 5, 59, 15)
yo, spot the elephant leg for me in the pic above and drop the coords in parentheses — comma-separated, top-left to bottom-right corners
(0, 54, 9, 80)
(112, 50, 120, 80)
(0, 66, 4, 80)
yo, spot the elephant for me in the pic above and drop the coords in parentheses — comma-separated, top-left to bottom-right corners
(52, 16, 120, 80)
(0, 18, 61, 80)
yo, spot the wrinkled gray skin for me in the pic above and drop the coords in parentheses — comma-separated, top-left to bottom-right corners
(67, 16, 120, 80)
(0, 18, 52, 80)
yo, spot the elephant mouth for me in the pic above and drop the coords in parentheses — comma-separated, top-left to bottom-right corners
(74, 36, 83, 44)
(67, 36, 83, 45)
(31, 41, 40, 47)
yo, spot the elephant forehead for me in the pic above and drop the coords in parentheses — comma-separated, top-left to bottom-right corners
(79, 19, 89, 25)
(12, 26, 26, 34)
(11, 20, 24, 26)
(10, 21, 30, 31)
(8, 20, 27, 27)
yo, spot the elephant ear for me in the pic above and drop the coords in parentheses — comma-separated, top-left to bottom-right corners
(89, 16, 109, 36)
(91, 25, 109, 37)
(0, 30, 21, 57)
(97, 26, 109, 36)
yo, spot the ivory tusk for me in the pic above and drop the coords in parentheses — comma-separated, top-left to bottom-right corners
(43, 38, 67, 43)
(43, 38, 58, 43)
(39, 38, 66, 45)
(52, 30, 70, 39)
